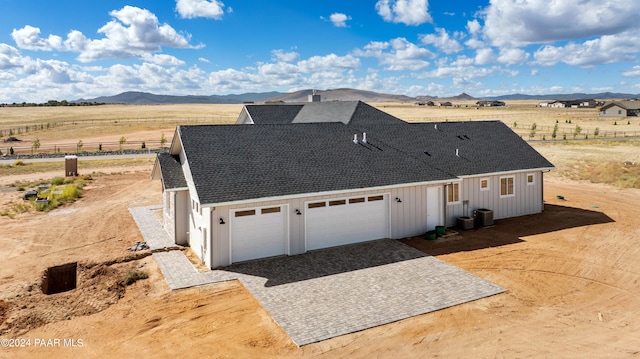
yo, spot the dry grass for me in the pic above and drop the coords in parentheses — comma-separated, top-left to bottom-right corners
(0, 158, 153, 181)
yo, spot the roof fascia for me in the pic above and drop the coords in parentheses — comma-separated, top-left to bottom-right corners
(201, 178, 459, 208)
(457, 167, 555, 179)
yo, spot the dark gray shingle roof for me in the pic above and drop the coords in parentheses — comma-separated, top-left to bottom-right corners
(178, 123, 455, 205)
(156, 152, 187, 190)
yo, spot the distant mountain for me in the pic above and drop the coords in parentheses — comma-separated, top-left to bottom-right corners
(483, 92, 640, 101)
(75, 89, 637, 105)
(265, 88, 416, 103)
(76, 91, 284, 104)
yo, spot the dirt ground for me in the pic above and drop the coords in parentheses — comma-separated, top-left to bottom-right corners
(1, 162, 640, 358)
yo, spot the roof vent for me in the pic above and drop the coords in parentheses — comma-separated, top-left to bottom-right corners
(362, 132, 367, 144)
(434, 124, 438, 130)
(456, 148, 460, 157)
(353, 134, 358, 144)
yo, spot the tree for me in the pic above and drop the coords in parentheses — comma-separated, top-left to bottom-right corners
(77, 139, 84, 152)
(594, 127, 599, 137)
(32, 138, 41, 153)
(160, 132, 167, 148)
(119, 136, 126, 150)
(573, 124, 582, 139)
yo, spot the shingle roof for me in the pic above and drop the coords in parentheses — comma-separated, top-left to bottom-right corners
(178, 123, 456, 205)
(164, 103, 553, 205)
(156, 152, 187, 190)
(244, 104, 303, 124)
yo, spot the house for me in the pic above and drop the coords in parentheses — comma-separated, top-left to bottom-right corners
(438, 101, 452, 107)
(476, 100, 505, 107)
(599, 101, 640, 117)
(541, 99, 597, 108)
(152, 101, 554, 268)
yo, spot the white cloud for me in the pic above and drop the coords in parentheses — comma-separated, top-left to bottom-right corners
(474, 48, 495, 65)
(271, 49, 300, 62)
(11, 6, 197, 63)
(353, 38, 434, 71)
(0, 44, 25, 69)
(142, 54, 186, 66)
(198, 57, 211, 63)
(375, 0, 432, 26)
(11, 25, 63, 51)
(497, 48, 529, 66)
(623, 65, 640, 77)
(419, 28, 463, 54)
(533, 31, 640, 67)
(298, 54, 360, 72)
(483, 0, 640, 47)
(176, 0, 225, 20)
(329, 13, 351, 27)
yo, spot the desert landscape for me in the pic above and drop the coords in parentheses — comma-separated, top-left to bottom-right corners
(1, 102, 639, 358)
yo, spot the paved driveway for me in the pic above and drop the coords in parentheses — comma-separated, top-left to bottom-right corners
(132, 206, 505, 346)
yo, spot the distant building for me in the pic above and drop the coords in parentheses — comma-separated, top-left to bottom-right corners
(599, 100, 640, 117)
(540, 99, 597, 108)
(476, 100, 505, 107)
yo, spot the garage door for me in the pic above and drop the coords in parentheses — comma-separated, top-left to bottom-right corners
(306, 195, 389, 251)
(231, 206, 287, 263)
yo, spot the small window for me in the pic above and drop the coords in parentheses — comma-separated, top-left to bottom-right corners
(500, 176, 515, 197)
(308, 201, 326, 209)
(480, 178, 489, 191)
(526, 173, 535, 185)
(447, 183, 460, 204)
(349, 197, 365, 204)
(261, 207, 281, 214)
(368, 195, 384, 202)
(329, 199, 346, 206)
(235, 209, 256, 217)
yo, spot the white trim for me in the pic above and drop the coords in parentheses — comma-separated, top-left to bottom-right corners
(446, 183, 461, 205)
(499, 176, 515, 198)
(163, 187, 189, 192)
(201, 178, 458, 208)
(458, 167, 554, 179)
(526, 173, 535, 185)
(479, 177, 490, 192)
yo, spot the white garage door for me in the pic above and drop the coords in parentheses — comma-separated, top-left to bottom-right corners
(231, 206, 287, 263)
(306, 195, 389, 251)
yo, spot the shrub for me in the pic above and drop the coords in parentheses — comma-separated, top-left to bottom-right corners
(51, 176, 65, 185)
(123, 270, 148, 286)
(13, 160, 25, 166)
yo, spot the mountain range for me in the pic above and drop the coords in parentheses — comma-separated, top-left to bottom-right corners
(75, 89, 640, 105)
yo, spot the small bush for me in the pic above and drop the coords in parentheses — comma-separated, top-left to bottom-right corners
(14, 160, 25, 166)
(123, 270, 149, 286)
(51, 176, 65, 185)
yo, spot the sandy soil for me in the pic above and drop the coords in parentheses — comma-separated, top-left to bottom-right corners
(1, 167, 639, 358)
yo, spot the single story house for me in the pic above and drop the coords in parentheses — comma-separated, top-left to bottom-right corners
(599, 101, 640, 117)
(476, 100, 505, 107)
(153, 101, 554, 268)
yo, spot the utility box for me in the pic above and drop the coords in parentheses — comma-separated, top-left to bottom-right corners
(474, 208, 494, 227)
(65, 155, 78, 177)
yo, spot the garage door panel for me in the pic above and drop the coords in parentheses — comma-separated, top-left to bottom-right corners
(306, 196, 389, 251)
(231, 206, 287, 263)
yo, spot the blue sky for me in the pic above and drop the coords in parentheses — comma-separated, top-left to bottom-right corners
(1, 0, 640, 102)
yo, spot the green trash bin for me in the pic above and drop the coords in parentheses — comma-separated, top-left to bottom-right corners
(435, 225, 446, 236)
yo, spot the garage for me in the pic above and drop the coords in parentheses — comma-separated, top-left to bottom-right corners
(305, 195, 389, 251)
(230, 205, 288, 263)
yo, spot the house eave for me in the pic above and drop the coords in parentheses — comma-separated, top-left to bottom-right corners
(201, 178, 459, 208)
(457, 167, 555, 179)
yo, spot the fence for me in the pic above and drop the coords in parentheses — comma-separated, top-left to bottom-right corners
(2, 139, 165, 156)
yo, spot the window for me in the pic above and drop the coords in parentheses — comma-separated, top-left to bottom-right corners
(447, 183, 460, 204)
(368, 195, 384, 202)
(480, 178, 489, 191)
(349, 197, 365, 204)
(500, 177, 515, 197)
(235, 209, 256, 217)
(261, 207, 281, 214)
(329, 199, 346, 206)
(526, 173, 535, 185)
(308, 201, 326, 209)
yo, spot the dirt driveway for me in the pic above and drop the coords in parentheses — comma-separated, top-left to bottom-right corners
(0, 167, 639, 358)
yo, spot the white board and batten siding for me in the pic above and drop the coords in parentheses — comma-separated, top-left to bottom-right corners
(445, 171, 544, 226)
(205, 183, 445, 268)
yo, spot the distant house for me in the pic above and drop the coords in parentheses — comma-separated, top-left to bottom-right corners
(153, 100, 554, 268)
(599, 101, 640, 117)
(476, 100, 505, 107)
(541, 99, 597, 108)
(438, 101, 452, 107)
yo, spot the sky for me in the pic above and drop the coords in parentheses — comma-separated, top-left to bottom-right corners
(1, 0, 640, 103)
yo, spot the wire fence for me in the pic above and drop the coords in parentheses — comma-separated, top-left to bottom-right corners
(1, 139, 165, 156)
